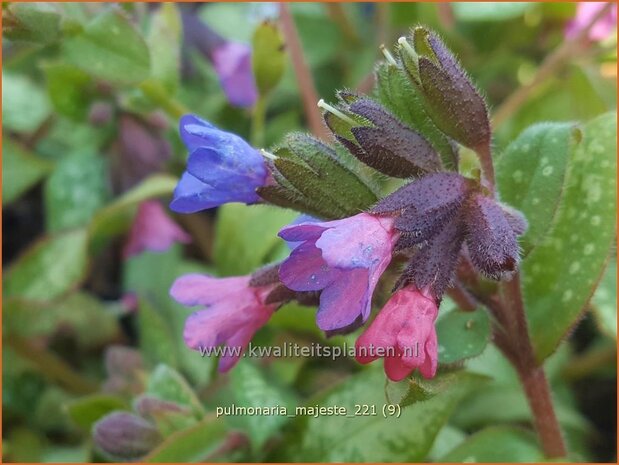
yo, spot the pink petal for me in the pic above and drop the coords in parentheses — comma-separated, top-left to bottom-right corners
(170, 274, 250, 307)
(317, 267, 370, 331)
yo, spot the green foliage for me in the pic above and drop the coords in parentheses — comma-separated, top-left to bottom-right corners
(522, 112, 617, 361)
(44, 64, 94, 121)
(4, 3, 62, 43)
(591, 260, 617, 340)
(63, 10, 151, 85)
(45, 152, 109, 232)
(440, 426, 543, 462)
(230, 360, 296, 450)
(436, 308, 490, 364)
(4, 229, 89, 302)
(67, 395, 129, 430)
(144, 418, 228, 462)
(277, 368, 486, 462)
(2, 4, 617, 462)
(497, 122, 579, 254)
(213, 204, 296, 275)
(3, 73, 52, 133)
(148, 3, 182, 94)
(2, 140, 53, 205)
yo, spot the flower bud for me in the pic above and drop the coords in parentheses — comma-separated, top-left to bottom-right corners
(398, 27, 490, 152)
(93, 412, 162, 461)
(321, 94, 441, 177)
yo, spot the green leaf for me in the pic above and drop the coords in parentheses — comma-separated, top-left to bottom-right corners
(230, 360, 296, 449)
(2, 140, 53, 205)
(277, 368, 486, 462)
(45, 152, 109, 232)
(148, 3, 181, 94)
(44, 63, 94, 121)
(138, 299, 179, 369)
(88, 174, 177, 253)
(591, 260, 617, 340)
(66, 394, 128, 430)
(436, 308, 490, 364)
(252, 21, 286, 97)
(497, 122, 579, 254)
(452, 3, 533, 21)
(3, 72, 52, 133)
(522, 112, 617, 361)
(213, 204, 296, 276)
(146, 365, 205, 418)
(144, 417, 228, 463)
(4, 229, 89, 302)
(374, 63, 457, 170)
(63, 10, 151, 85)
(4, 3, 61, 43)
(440, 426, 543, 462)
(5, 292, 120, 348)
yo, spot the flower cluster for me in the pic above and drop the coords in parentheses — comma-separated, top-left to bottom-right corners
(167, 27, 527, 381)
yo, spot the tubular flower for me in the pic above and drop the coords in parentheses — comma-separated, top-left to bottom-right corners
(170, 274, 277, 372)
(278, 213, 399, 333)
(355, 285, 439, 381)
(565, 2, 617, 42)
(123, 201, 190, 258)
(170, 115, 269, 213)
(211, 41, 258, 108)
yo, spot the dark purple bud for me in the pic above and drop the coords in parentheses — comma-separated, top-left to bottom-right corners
(396, 216, 465, 299)
(400, 28, 491, 151)
(394, 205, 457, 246)
(464, 194, 521, 279)
(500, 203, 528, 236)
(372, 172, 470, 215)
(322, 97, 441, 178)
(93, 412, 162, 461)
(350, 98, 441, 177)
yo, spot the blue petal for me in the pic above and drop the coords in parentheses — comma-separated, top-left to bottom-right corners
(169, 172, 259, 213)
(186, 147, 266, 189)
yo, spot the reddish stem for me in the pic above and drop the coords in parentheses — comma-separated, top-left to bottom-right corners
(279, 4, 330, 141)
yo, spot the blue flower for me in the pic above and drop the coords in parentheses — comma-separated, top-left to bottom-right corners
(170, 115, 268, 213)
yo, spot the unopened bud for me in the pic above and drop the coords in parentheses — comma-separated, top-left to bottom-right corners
(398, 28, 491, 152)
(93, 412, 161, 461)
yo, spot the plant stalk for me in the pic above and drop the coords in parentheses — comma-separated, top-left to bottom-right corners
(501, 274, 567, 458)
(251, 95, 267, 148)
(279, 4, 330, 141)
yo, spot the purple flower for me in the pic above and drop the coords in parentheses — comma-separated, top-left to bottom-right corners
(123, 201, 190, 258)
(170, 115, 269, 214)
(278, 213, 399, 333)
(170, 274, 277, 372)
(355, 285, 438, 381)
(566, 2, 617, 42)
(211, 42, 258, 108)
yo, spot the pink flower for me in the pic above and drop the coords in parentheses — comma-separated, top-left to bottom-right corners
(355, 286, 439, 381)
(565, 2, 617, 42)
(211, 42, 258, 108)
(123, 201, 190, 258)
(278, 213, 399, 333)
(170, 274, 277, 372)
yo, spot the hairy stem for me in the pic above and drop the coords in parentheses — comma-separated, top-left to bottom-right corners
(501, 274, 567, 458)
(492, 2, 614, 127)
(474, 142, 496, 195)
(279, 4, 330, 141)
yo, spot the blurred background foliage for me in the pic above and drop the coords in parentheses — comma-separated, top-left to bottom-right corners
(2, 2, 617, 463)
